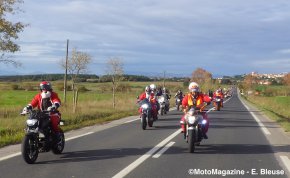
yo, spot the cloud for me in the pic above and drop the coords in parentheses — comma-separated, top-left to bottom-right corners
(4, 0, 290, 76)
(278, 49, 290, 54)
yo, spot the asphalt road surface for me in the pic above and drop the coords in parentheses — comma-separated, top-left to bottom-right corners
(0, 89, 289, 178)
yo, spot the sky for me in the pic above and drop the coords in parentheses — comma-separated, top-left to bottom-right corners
(1, 0, 290, 77)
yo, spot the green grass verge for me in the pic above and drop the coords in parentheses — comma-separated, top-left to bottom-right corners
(242, 95, 290, 132)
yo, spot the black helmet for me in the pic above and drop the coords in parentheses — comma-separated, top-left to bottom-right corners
(40, 81, 52, 91)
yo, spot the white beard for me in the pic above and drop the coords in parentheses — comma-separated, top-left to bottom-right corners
(41, 91, 51, 99)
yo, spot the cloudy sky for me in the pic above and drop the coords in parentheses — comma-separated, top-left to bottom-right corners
(2, 0, 290, 77)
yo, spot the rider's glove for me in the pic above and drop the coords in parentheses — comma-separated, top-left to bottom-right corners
(47, 105, 55, 112)
(47, 103, 60, 112)
(21, 105, 32, 115)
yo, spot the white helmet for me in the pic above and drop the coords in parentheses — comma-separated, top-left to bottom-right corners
(145, 86, 150, 93)
(188, 82, 200, 92)
(149, 84, 156, 91)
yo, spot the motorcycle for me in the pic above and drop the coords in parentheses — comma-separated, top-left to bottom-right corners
(182, 109, 207, 153)
(175, 96, 183, 111)
(138, 98, 154, 130)
(158, 95, 166, 115)
(20, 110, 65, 164)
(214, 96, 222, 111)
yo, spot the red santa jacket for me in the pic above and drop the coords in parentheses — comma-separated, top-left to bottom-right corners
(29, 92, 61, 111)
(182, 92, 211, 110)
(139, 92, 157, 104)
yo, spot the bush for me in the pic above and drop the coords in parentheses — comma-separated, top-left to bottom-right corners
(21, 83, 36, 91)
(99, 84, 111, 93)
(77, 85, 89, 92)
(10, 84, 19, 90)
(55, 83, 72, 91)
(116, 83, 132, 92)
(263, 88, 276, 97)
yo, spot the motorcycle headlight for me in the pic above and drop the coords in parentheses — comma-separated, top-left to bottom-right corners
(26, 119, 38, 126)
(201, 119, 207, 125)
(141, 104, 149, 109)
(216, 98, 221, 102)
(187, 116, 196, 124)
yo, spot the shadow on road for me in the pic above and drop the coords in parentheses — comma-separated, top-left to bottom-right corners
(36, 147, 154, 164)
(170, 144, 290, 155)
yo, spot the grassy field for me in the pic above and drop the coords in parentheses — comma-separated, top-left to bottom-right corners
(244, 95, 290, 132)
(0, 81, 186, 147)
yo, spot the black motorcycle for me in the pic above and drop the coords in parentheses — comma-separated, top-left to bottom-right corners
(175, 96, 183, 111)
(20, 110, 65, 164)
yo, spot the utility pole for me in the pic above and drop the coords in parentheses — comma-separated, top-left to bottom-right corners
(63, 39, 69, 104)
(163, 70, 166, 88)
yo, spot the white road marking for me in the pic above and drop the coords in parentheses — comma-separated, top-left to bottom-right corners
(0, 132, 95, 162)
(112, 129, 181, 178)
(152, 141, 175, 158)
(124, 118, 140, 123)
(280, 156, 290, 173)
(240, 99, 271, 135)
(0, 152, 21, 162)
(65, 132, 94, 141)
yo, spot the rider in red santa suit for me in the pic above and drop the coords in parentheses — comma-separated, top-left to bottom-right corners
(180, 82, 211, 139)
(138, 85, 158, 120)
(213, 88, 224, 108)
(23, 81, 62, 135)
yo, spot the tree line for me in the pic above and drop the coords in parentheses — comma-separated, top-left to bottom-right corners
(0, 74, 156, 82)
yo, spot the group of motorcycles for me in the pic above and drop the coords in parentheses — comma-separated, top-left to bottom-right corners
(19, 88, 229, 165)
(137, 93, 171, 130)
(136, 90, 208, 153)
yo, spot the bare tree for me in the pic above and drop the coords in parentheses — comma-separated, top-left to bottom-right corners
(60, 47, 91, 112)
(243, 74, 258, 90)
(0, 0, 26, 67)
(191, 68, 213, 91)
(106, 58, 124, 108)
(283, 73, 290, 86)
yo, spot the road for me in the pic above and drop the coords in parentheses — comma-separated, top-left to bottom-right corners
(0, 90, 289, 178)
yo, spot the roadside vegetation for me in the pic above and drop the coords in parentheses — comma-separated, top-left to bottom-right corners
(0, 81, 186, 147)
(240, 75, 290, 132)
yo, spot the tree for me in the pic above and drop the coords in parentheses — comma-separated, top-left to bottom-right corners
(0, 0, 26, 66)
(106, 58, 124, 108)
(243, 74, 258, 90)
(60, 48, 91, 112)
(283, 73, 290, 86)
(191, 68, 212, 91)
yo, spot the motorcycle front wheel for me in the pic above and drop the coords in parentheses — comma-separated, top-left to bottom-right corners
(216, 102, 221, 111)
(21, 135, 39, 164)
(141, 114, 147, 130)
(188, 130, 196, 153)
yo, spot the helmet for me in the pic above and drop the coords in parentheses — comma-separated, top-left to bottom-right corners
(216, 89, 221, 93)
(145, 86, 150, 93)
(188, 82, 199, 92)
(40, 81, 52, 91)
(149, 84, 156, 91)
(162, 87, 166, 92)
